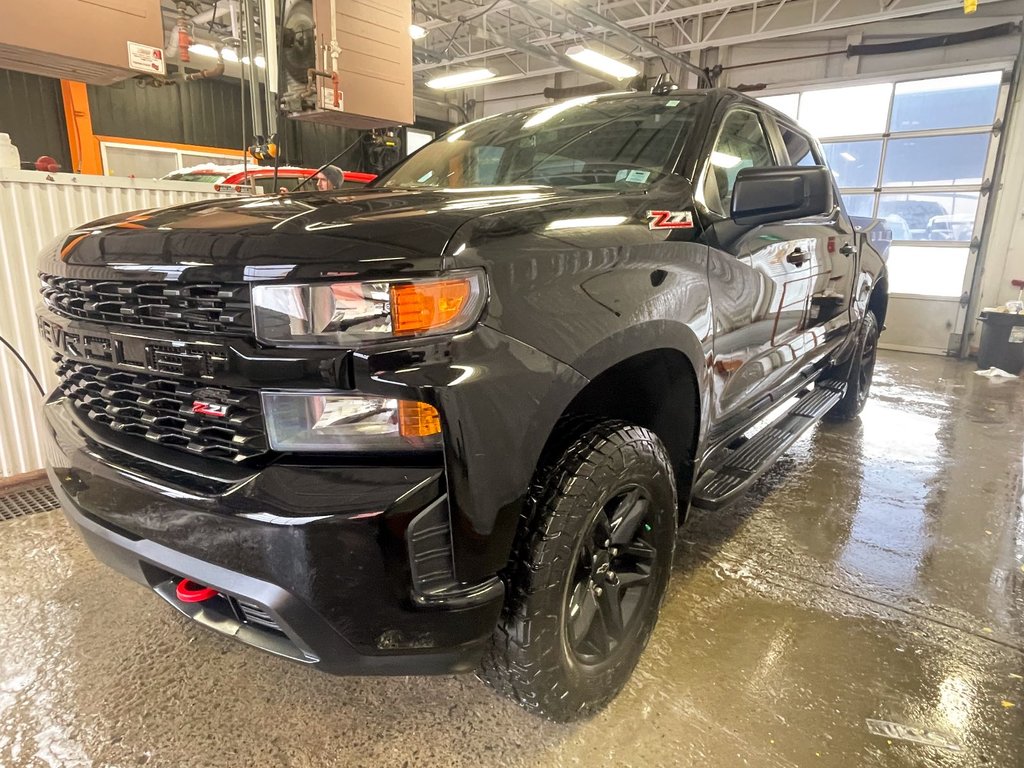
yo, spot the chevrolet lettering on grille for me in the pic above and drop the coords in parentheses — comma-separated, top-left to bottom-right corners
(37, 316, 229, 379)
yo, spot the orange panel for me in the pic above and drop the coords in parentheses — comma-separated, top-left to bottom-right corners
(60, 81, 103, 175)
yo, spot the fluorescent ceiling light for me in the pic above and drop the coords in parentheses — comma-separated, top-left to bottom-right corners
(546, 216, 628, 230)
(710, 151, 741, 169)
(523, 95, 599, 128)
(840, 151, 857, 162)
(565, 46, 638, 80)
(190, 44, 264, 67)
(409, 24, 428, 39)
(426, 69, 496, 90)
(188, 43, 219, 58)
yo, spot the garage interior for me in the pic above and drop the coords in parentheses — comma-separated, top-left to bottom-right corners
(1, 0, 1023, 766)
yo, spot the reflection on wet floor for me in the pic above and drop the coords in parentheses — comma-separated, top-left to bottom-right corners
(0, 351, 1021, 767)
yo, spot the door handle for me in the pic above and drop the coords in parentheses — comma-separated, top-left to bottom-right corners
(840, 243, 856, 257)
(786, 248, 807, 267)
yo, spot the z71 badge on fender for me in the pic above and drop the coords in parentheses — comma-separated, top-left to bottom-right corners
(647, 210, 694, 230)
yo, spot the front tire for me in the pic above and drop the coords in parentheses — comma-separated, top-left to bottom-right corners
(479, 421, 677, 722)
(826, 310, 879, 422)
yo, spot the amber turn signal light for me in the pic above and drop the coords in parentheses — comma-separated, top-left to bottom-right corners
(390, 278, 474, 335)
(398, 400, 442, 437)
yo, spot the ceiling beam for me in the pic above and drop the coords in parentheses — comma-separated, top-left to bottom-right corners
(470, 26, 625, 85)
(549, 0, 709, 83)
(663, 0, 1007, 51)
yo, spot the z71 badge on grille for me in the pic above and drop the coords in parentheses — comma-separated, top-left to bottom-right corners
(192, 401, 229, 418)
(647, 210, 694, 230)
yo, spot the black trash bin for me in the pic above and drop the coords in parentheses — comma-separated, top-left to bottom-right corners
(977, 311, 1024, 375)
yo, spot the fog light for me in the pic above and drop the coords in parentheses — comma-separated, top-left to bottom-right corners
(262, 392, 442, 452)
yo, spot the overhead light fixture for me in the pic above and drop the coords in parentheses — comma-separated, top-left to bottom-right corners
(840, 151, 857, 162)
(187, 43, 220, 58)
(409, 24, 428, 39)
(426, 69, 496, 90)
(192, 44, 265, 68)
(565, 46, 639, 80)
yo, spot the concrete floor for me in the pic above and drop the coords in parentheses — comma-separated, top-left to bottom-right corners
(1, 351, 1022, 768)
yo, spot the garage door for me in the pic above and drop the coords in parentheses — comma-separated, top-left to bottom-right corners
(761, 69, 1010, 355)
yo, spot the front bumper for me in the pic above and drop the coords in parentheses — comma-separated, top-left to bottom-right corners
(43, 397, 503, 675)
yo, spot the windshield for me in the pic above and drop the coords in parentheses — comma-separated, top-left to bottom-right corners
(379, 94, 705, 191)
(169, 173, 223, 183)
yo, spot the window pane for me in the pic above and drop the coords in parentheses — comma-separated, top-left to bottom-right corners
(821, 140, 882, 189)
(759, 93, 799, 119)
(181, 153, 239, 167)
(703, 110, 776, 215)
(104, 145, 179, 179)
(779, 125, 817, 165)
(890, 71, 1002, 132)
(878, 192, 979, 241)
(886, 245, 969, 297)
(798, 83, 893, 138)
(842, 194, 875, 218)
(882, 133, 989, 186)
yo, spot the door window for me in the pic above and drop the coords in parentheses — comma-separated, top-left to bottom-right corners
(703, 110, 776, 215)
(778, 125, 819, 166)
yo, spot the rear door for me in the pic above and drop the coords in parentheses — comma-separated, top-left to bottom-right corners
(700, 106, 817, 440)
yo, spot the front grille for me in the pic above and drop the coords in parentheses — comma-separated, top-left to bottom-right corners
(57, 359, 267, 463)
(40, 274, 251, 335)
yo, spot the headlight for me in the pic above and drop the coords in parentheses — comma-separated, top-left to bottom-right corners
(252, 270, 486, 346)
(262, 392, 442, 452)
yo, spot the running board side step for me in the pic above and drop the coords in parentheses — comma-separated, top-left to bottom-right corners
(691, 383, 846, 511)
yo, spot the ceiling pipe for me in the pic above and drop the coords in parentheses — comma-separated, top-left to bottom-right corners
(533, 0, 710, 86)
(184, 46, 226, 80)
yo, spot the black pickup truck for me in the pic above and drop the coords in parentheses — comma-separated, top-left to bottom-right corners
(38, 88, 887, 721)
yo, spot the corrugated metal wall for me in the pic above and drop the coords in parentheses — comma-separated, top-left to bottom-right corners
(0, 169, 238, 478)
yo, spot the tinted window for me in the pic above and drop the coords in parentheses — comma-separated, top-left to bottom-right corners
(378, 95, 704, 190)
(703, 110, 776, 215)
(779, 125, 818, 166)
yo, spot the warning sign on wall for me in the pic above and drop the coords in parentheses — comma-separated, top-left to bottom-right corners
(127, 41, 166, 76)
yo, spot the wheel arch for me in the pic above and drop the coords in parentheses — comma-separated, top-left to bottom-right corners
(536, 337, 705, 520)
(868, 272, 889, 329)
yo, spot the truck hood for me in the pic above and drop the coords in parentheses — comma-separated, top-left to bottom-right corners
(47, 186, 622, 282)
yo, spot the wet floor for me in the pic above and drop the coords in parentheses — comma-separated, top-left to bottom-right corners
(1, 351, 1022, 767)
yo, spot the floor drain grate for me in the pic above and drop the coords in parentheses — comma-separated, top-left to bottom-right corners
(0, 484, 61, 522)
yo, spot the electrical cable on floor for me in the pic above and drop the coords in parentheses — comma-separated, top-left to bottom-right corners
(0, 334, 45, 397)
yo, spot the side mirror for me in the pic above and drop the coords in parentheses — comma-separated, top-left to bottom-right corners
(731, 166, 834, 226)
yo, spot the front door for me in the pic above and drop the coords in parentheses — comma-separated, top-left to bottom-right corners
(701, 108, 829, 441)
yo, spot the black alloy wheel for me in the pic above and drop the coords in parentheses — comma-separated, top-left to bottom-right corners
(480, 420, 678, 721)
(565, 485, 659, 666)
(826, 310, 880, 422)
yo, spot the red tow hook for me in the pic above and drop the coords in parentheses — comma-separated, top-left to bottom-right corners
(175, 579, 219, 603)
